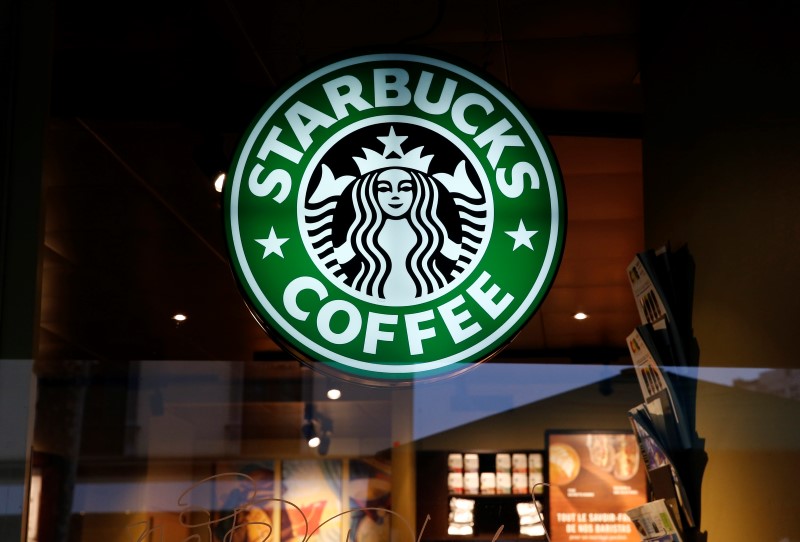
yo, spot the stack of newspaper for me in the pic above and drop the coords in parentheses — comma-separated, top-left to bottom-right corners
(447, 497, 474, 536)
(625, 246, 700, 539)
(516, 501, 546, 538)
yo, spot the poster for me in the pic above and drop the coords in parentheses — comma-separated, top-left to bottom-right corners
(211, 461, 279, 542)
(205, 459, 385, 542)
(348, 458, 392, 542)
(281, 460, 343, 542)
(547, 431, 647, 542)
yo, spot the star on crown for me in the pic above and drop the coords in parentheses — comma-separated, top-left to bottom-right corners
(353, 127, 433, 175)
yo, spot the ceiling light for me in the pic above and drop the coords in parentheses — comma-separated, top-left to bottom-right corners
(327, 388, 342, 400)
(573, 312, 588, 320)
(300, 420, 319, 448)
(214, 172, 226, 193)
(301, 403, 321, 447)
(172, 313, 187, 322)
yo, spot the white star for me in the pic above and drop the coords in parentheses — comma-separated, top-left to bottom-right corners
(506, 220, 537, 251)
(255, 227, 288, 259)
(377, 126, 407, 157)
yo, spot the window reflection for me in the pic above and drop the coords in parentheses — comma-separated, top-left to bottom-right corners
(25, 360, 798, 541)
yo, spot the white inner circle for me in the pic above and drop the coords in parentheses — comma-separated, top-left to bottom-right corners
(298, 116, 494, 307)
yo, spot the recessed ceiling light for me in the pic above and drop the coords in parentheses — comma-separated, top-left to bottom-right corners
(573, 312, 588, 320)
(214, 172, 226, 193)
(327, 388, 342, 400)
(172, 313, 187, 322)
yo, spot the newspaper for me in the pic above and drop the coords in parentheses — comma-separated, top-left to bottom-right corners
(627, 255, 669, 331)
(626, 327, 691, 450)
(627, 247, 696, 366)
(628, 406, 695, 528)
(626, 499, 683, 541)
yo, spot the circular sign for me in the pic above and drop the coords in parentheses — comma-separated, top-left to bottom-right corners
(224, 52, 566, 384)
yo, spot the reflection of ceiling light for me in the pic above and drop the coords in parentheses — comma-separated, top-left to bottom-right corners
(214, 172, 226, 193)
(301, 403, 333, 452)
(301, 418, 317, 445)
(302, 403, 321, 447)
(172, 314, 187, 322)
(327, 388, 341, 400)
(573, 312, 588, 320)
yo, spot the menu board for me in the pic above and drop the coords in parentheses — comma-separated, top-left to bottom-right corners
(546, 431, 647, 542)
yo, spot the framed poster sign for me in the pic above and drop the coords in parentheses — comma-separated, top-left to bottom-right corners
(546, 430, 647, 542)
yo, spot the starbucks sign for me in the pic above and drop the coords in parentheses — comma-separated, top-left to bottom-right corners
(224, 52, 566, 384)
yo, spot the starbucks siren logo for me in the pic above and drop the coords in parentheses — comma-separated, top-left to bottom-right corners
(301, 123, 491, 306)
(224, 53, 566, 384)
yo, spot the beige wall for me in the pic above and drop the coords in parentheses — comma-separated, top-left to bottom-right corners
(695, 381, 798, 541)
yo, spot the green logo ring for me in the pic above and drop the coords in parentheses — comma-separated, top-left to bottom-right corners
(224, 52, 566, 384)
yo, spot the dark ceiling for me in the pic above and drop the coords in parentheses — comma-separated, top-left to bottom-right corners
(38, 0, 644, 367)
(49, 0, 643, 124)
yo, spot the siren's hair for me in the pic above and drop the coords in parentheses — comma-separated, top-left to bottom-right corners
(346, 169, 452, 298)
(406, 170, 450, 296)
(346, 171, 390, 296)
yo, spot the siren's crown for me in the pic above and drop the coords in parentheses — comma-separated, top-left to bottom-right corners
(353, 127, 433, 175)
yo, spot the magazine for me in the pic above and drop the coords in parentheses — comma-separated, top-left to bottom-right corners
(627, 254, 669, 331)
(626, 327, 692, 450)
(626, 499, 683, 542)
(627, 247, 696, 366)
(628, 406, 695, 528)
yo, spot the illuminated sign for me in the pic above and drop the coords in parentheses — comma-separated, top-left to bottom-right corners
(224, 52, 566, 383)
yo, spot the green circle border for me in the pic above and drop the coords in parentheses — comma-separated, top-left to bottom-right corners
(223, 50, 567, 385)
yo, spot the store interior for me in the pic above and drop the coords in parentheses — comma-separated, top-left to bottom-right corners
(2, 1, 798, 542)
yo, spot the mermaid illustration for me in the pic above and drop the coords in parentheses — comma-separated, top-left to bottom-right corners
(302, 126, 490, 304)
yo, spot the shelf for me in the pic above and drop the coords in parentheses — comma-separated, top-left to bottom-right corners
(417, 450, 548, 542)
(448, 493, 541, 499)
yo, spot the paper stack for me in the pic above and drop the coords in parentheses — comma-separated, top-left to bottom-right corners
(516, 501, 546, 538)
(448, 497, 475, 536)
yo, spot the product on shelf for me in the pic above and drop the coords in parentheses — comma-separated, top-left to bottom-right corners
(527, 452, 545, 495)
(512, 453, 528, 473)
(447, 524, 474, 536)
(448, 453, 464, 473)
(520, 524, 546, 538)
(517, 501, 545, 537)
(463, 471, 479, 494)
(480, 472, 496, 494)
(496, 471, 512, 494)
(450, 508, 473, 524)
(450, 497, 475, 511)
(436, 451, 548, 539)
(513, 472, 529, 494)
(528, 453, 543, 471)
(448, 471, 464, 494)
(464, 453, 479, 472)
(528, 471, 544, 495)
(496, 453, 511, 472)
(448, 497, 475, 536)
